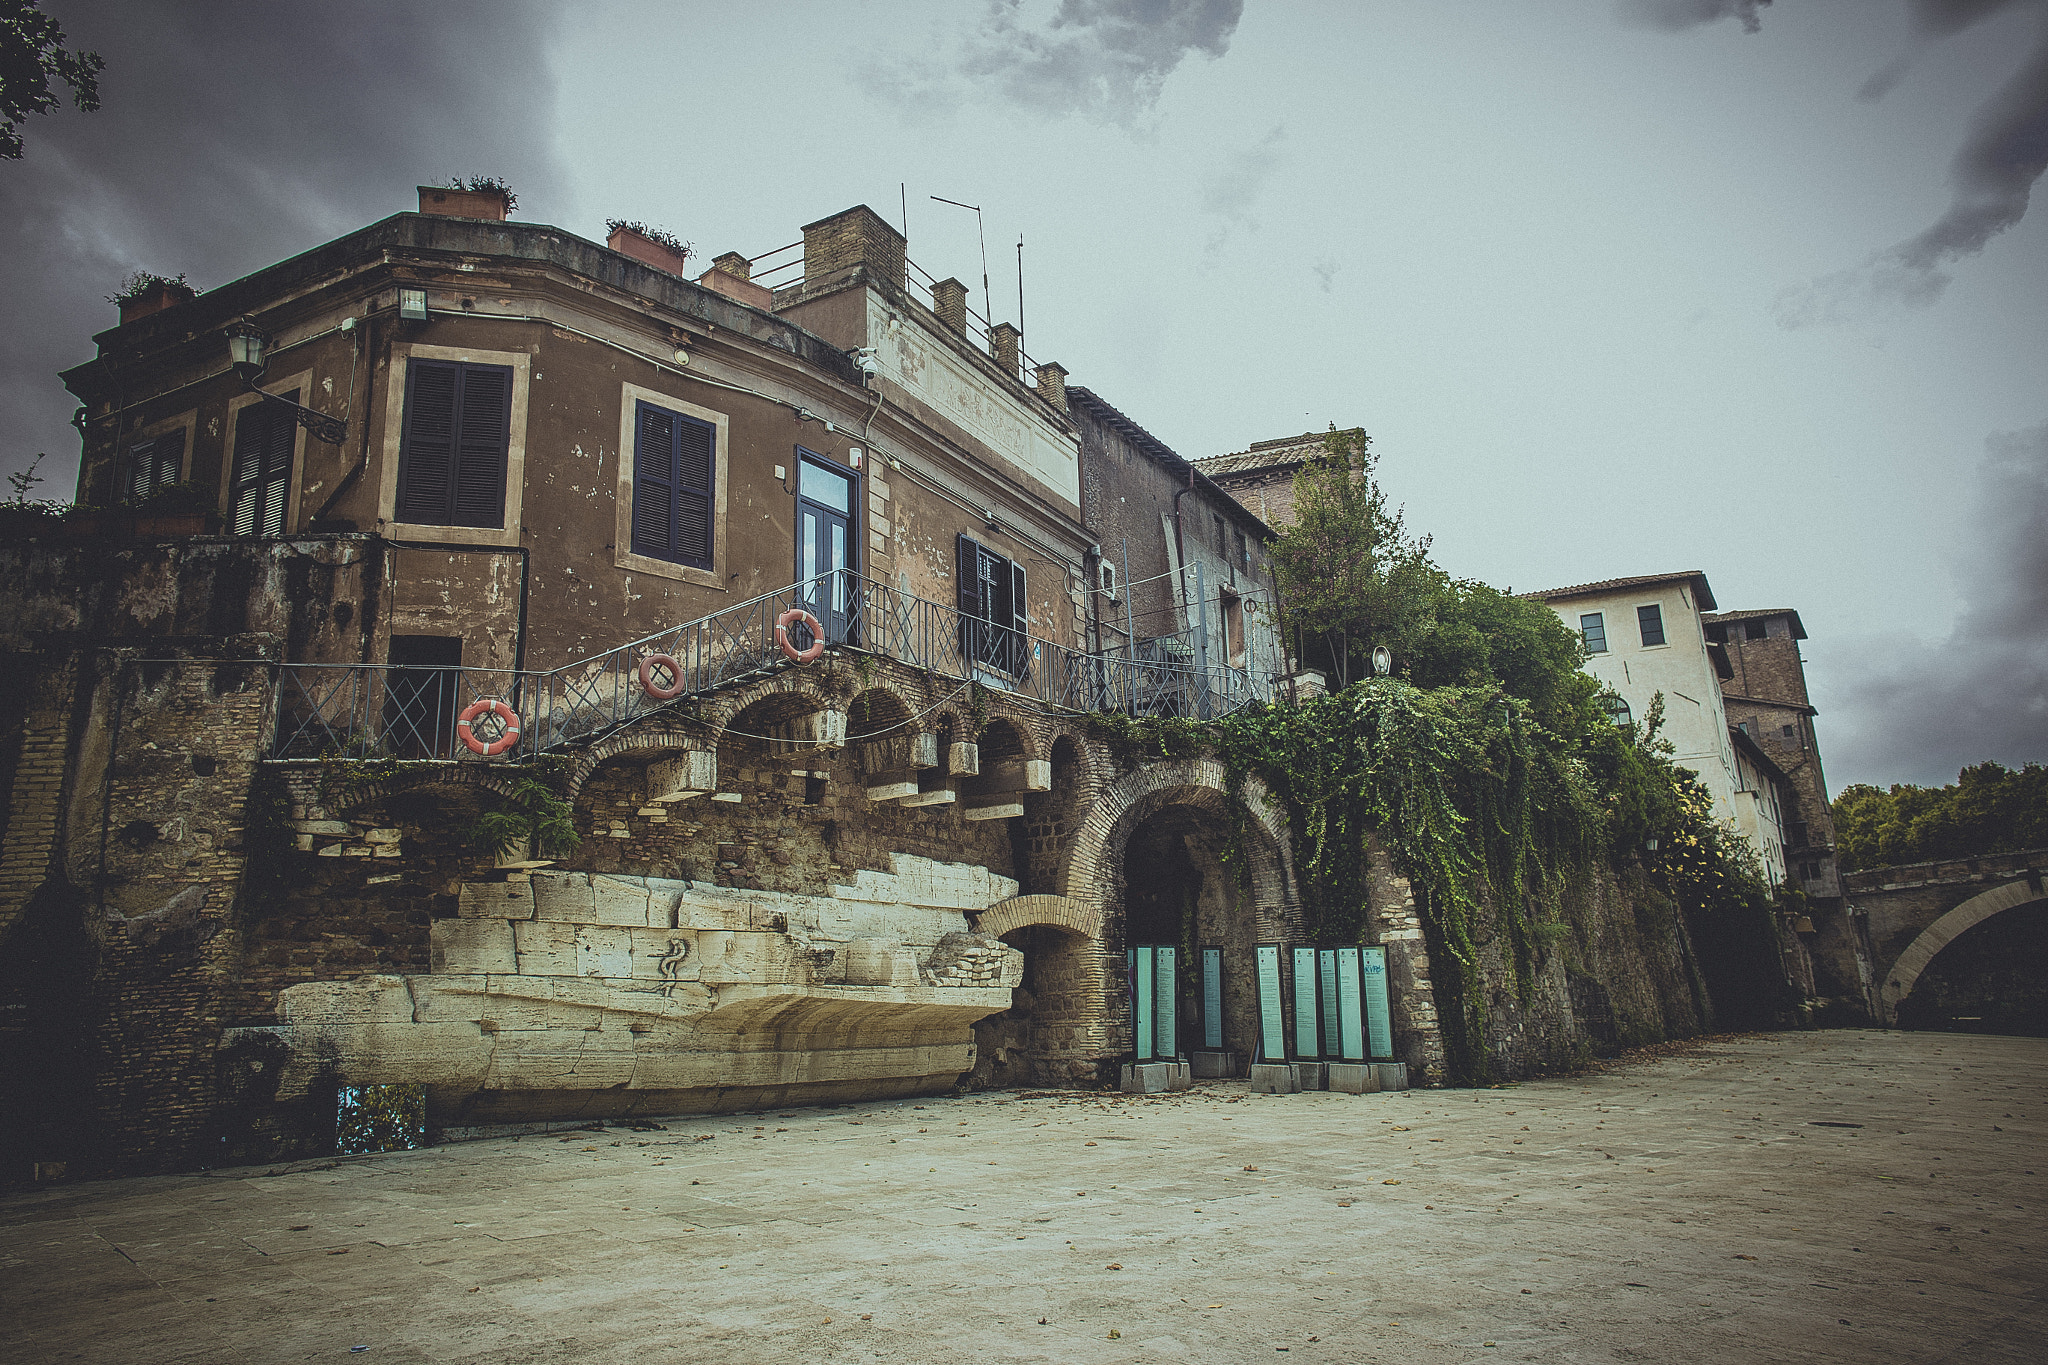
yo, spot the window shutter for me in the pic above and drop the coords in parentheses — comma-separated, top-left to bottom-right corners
(631, 402, 676, 558)
(230, 400, 294, 535)
(451, 364, 510, 528)
(956, 534, 982, 619)
(674, 413, 714, 567)
(155, 429, 187, 494)
(396, 360, 458, 523)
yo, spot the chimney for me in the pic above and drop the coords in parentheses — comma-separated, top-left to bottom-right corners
(1034, 361, 1068, 411)
(932, 278, 968, 334)
(711, 251, 752, 280)
(417, 184, 509, 221)
(800, 205, 906, 291)
(116, 279, 197, 326)
(990, 323, 1021, 379)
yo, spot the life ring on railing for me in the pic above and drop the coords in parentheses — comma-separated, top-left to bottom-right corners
(775, 607, 827, 664)
(638, 652, 687, 700)
(455, 698, 522, 757)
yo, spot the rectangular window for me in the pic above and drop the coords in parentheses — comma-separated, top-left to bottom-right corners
(629, 400, 715, 568)
(124, 430, 186, 503)
(956, 533, 1028, 678)
(229, 398, 295, 535)
(1704, 622, 1728, 644)
(1637, 604, 1666, 647)
(395, 359, 513, 528)
(1580, 612, 1607, 653)
(1233, 527, 1248, 570)
(1745, 619, 1768, 641)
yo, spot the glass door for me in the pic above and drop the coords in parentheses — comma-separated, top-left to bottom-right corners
(796, 454, 857, 646)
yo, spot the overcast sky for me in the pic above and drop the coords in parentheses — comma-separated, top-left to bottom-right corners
(5, 0, 2044, 790)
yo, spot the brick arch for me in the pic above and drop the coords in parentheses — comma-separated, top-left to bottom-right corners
(846, 683, 922, 741)
(974, 893, 1101, 942)
(1058, 757, 1296, 927)
(696, 672, 838, 734)
(323, 763, 524, 818)
(1881, 877, 2047, 1021)
(561, 723, 708, 799)
(977, 715, 1037, 761)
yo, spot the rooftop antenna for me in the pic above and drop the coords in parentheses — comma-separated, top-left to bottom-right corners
(1016, 233, 1025, 343)
(900, 182, 907, 241)
(930, 195, 991, 331)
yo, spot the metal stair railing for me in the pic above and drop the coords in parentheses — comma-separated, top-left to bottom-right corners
(270, 569, 1266, 759)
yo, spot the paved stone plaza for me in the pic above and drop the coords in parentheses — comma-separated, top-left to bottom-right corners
(3, 1030, 2041, 1363)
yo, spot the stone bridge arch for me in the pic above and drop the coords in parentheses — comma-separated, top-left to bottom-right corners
(1880, 875, 2048, 1024)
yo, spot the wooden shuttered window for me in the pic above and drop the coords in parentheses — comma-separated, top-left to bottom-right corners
(630, 400, 715, 568)
(955, 533, 1028, 678)
(124, 429, 186, 502)
(229, 399, 295, 536)
(395, 359, 513, 528)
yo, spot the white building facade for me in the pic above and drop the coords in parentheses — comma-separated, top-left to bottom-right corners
(1531, 571, 1787, 885)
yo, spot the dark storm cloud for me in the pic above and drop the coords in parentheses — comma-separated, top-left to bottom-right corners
(0, 0, 567, 494)
(1827, 422, 2048, 786)
(1775, 0, 2048, 325)
(881, 0, 1242, 127)
(1617, 0, 1773, 33)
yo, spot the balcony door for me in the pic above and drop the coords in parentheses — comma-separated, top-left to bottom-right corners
(796, 452, 857, 647)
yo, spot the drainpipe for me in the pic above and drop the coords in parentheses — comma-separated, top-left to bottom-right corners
(1170, 460, 1195, 632)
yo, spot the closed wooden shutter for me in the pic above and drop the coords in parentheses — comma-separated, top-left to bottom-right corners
(396, 359, 512, 527)
(230, 399, 294, 535)
(631, 402, 676, 558)
(451, 364, 510, 528)
(674, 412, 714, 567)
(630, 401, 715, 568)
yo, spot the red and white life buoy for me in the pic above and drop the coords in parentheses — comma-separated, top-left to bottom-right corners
(455, 698, 522, 757)
(775, 607, 827, 664)
(638, 652, 686, 700)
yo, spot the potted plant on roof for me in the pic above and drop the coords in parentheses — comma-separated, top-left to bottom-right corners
(109, 272, 195, 325)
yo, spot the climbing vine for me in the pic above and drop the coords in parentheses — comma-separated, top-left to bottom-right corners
(1091, 673, 1771, 1084)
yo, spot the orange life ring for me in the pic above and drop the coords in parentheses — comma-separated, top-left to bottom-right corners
(775, 607, 826, 664)
(455, 698, 522, 757)
(638, 652, 686, 700)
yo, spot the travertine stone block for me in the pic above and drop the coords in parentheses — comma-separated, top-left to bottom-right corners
(433, 920, 518, 975)
(460, 881, 535, 920)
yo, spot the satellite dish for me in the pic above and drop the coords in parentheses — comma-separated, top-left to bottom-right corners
(1371, 645, 1393, 677)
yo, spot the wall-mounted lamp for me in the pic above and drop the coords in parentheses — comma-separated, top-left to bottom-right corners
(1371, 645, 1393, 677)
(226, 321, 348, 445)
(399, 288, 428, 321)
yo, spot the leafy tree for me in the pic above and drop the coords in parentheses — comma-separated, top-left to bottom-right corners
(1268, 427, 1436, 686)
(0, 0, 102, 161)
(1833, 761, 2048, 871)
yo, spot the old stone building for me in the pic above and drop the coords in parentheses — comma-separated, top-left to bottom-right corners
(1191, 428, 1363, 531)
(1069, 387, 1285, 705)
(0, 190, 1742, 1181)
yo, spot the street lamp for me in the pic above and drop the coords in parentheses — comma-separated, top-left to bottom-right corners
(226, 321, 347, 445)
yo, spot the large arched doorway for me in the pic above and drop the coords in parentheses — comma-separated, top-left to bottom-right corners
(1119, 801, 1260, 1062)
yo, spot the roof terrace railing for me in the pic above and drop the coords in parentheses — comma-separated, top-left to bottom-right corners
(271, 570, 1263, 761)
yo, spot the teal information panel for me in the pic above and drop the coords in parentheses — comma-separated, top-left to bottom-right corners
(1292, 947, 1319, 1058)
(1361, 945, 1395, 1059)
(1134, 946, 1155, 1060)
(1254, 945, 1284, 1063)
(1155, 946, 1177, 1059)
(1318, 950, 1340, 1057)
(1335, 947, 1366, 1062)
(1201, 947, 1224, 1049)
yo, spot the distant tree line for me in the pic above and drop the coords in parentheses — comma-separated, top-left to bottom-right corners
(1832, 762, 2048, 873)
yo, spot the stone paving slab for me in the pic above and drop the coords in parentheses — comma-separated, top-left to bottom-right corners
(3, 1029, 2045, 1363)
